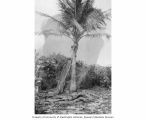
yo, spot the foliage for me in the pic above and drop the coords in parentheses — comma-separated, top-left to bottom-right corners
(58, 0, 108, 32)
(35, 53, 111, 114)
(35, 53, 70, 90)
(36, 0, 111, 93)
(36, 0, 111, 41)
(35, 0, 111, 114)
(79, 65, 111, 89)
(35, 53, 111, 91)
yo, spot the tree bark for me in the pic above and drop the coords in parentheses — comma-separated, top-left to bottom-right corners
(56, 60, 71, 94)
(70, 42, 78, 92)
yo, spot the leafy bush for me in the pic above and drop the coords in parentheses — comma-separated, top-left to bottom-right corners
(96, 66, 111, 88)
(35, 53, 112, 91)
(35, 53, 69, 91)
(79, 65, 98, 89)
(79, 65, 111, 89)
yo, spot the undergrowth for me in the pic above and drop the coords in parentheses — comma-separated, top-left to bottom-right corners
(35, 53, 111, 91)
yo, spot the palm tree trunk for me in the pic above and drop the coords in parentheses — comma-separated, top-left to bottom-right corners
(56, 60, 71, 94)
(70, 42, 78, 92)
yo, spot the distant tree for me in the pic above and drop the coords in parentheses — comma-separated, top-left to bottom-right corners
(36, 0, 111, 93)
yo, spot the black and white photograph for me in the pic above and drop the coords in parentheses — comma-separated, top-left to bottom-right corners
(1, 0, 146, 119)
(35, 0, 111, 114)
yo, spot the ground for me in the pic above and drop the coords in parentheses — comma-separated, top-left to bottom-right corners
(35, 86, 111, 114)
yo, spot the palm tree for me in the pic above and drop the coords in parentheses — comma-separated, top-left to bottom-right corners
(36, 0, 111, 93)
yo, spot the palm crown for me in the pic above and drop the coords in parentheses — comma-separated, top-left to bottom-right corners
(37, 0, 111, 42)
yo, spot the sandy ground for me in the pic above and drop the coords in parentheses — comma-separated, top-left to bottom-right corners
(35, 86, 111, 114)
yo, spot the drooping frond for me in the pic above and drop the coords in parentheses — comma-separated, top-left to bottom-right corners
(42, 31, 73, 40)
(36, 11, 67, 29)
(82, 33, 111, 39)
(36, 11, 72, 37)
(79, 29, 111, 41)
(58, 0, 74, 27)
(63, 0, 74, 9)
(83, 8, 109, 32)
(103, 9, 111, 20)
(78, 0, 94, 24)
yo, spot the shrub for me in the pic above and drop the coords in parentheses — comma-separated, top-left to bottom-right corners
(79, 65, 111, 89)
(79, 65, 99, 89)
(35, 53, 112, 91)
(35, 53, 69, 91)
(96, 66, 111, 88)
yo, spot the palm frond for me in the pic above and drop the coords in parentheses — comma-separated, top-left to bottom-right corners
(62, 8, 74, 25)
(36, 11, 68, 29)
(82, 0, 95, 8)
(58, 0, 67, 11)
(83, 8, 108, 32)
(78, 0, 94, 24)
(65, 0, 75, 9)
(35, 29, 53, 35)
(83, 33, 111, 39)
(80, 30, 111, 40)
(58, 0, 74, 27)
(103, 9, 111, 20)
(42, 30, 74, 41)
(75, 0, 83, 19)
(36, 11, 73, 36)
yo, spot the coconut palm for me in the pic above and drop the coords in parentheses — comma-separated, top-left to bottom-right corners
(36, 0, 111, 93)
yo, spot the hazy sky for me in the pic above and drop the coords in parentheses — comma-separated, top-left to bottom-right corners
(35, 0, 111, 66)
(35, 0, 111, 16)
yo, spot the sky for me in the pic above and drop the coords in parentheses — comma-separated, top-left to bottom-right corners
(35, 0, 111, 16)
(35, 0, 111, 66)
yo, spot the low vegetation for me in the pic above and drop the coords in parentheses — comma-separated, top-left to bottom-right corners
(35, 53, 111, 114)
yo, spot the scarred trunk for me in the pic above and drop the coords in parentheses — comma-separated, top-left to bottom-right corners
(56, 60, 71, 94)
(70, 42, 78, 92)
